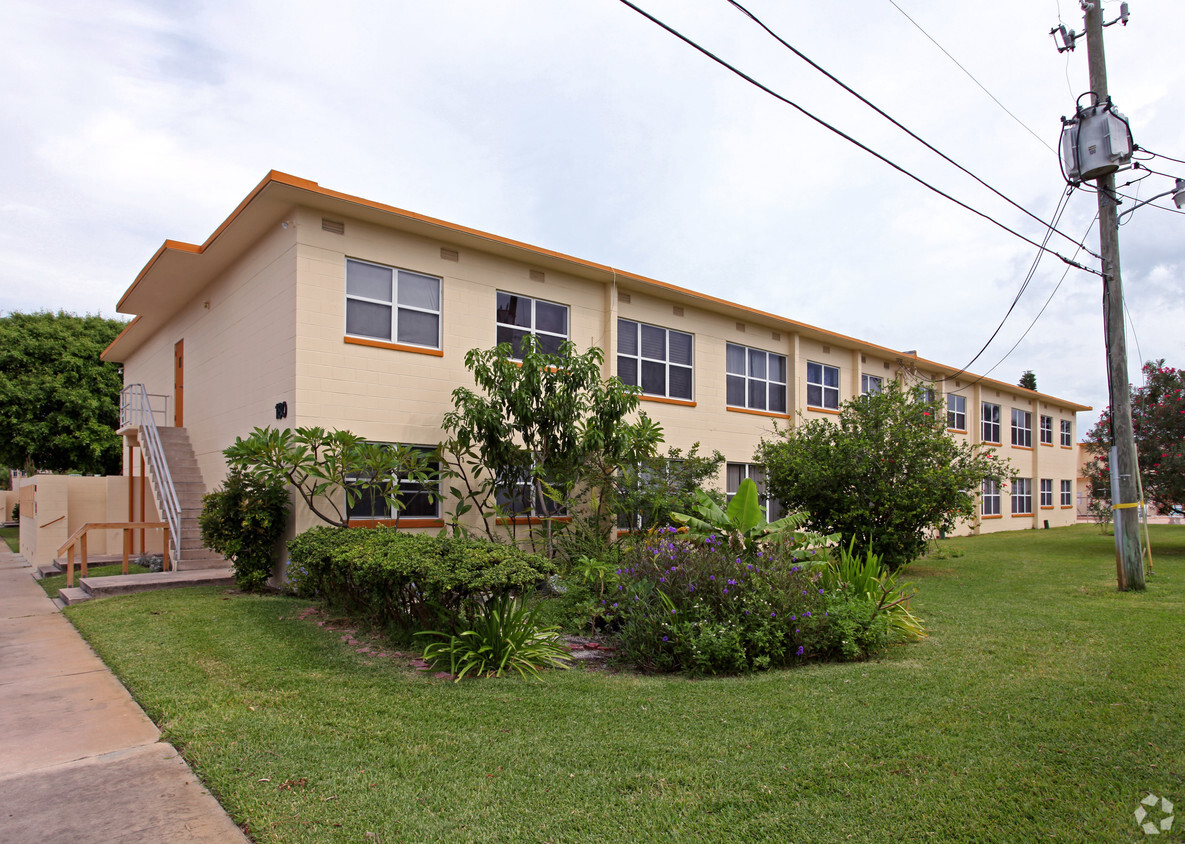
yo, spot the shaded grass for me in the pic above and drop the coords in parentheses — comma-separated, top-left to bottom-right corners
(65, 525, 1185, 843)
(38, 562, 150, 599)
(0, 525, 17, 553)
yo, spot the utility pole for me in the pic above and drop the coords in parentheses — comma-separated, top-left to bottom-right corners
(1084, 2, 1144, 590)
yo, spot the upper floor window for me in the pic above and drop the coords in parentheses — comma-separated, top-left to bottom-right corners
(947, 394, 967, 430)
(345, 445, 440, 521)
(861, 374, 883, 396)
(1012, 409, 1032, 447)
(982, 402, 1001, 443)
(1060, 419, 1073, 447)
(495, 292, 569, 358)
(345, 258, 441, 349)
(618, 319, 694, 401)
(727, 344, 787, 413)
(807, 362, 840, 410)
(727, 463, 784, 522)
(1040, 415, 1053, 444)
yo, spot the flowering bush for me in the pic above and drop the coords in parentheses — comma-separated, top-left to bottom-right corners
(613, 529, 829, 674)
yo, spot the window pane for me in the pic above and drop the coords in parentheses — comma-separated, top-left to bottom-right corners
(641, 360, 666, 395)
(726, 343, 746, 375)
(748, 349, 767, 379)
(726, 464, 745, 493)
(397, 309, 439, 347)
(618, 357, 637, 387)
(768, 355, 786, 383)
(496, 292, 531, 328)
(537, 333, 565, 356)
(668, 332, 693, 365)
(397, 272, 440, 310)
(807, 384, 822, 407)
(807, 361, 821, 384)
(399, 482, 439, 518)
(669, 365, 692, 399)
(769, 383, 787, 413)
(823, 365, 839, 388)
(640, 325, 666, 360)
(498, 326, 529, 358)
(747, 378, 767, 410)
(346, 260, 392, 301)
(495, 482, 531, 516)
(346, 484, 387, 519)
(535, 301, 568, 335)
(346, 299, 392, 340)
(726, 374, 746, 406)
(618, 319, 638, 355)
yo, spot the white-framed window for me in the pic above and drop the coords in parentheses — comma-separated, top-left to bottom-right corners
(495, 291, 569, 358)
(1060, 419, 1073, 447)
(1060, 480, 1073, 506)
(727, 344, 787, 413)
(345, 258, 441, 349)
(982, 402, 1001, 443)
(726, 463, 784, 521)
(495, 466, 568, 519)
(1012, 478, 1033, 515)
(1011, 409, 1032, 447)
(861, 374, 883, 396)
(345, 445, 440, 520)
(807, 362, 840, 410)
(1040, 478, 1053, 507)
(982, 479, 1001, 516)
(618, 319, 694, 401)
(616, 458, 686, 530)
(947, 394, 967, 430)
(919, 386, 937, 405)
(1040, 415, 1053, 445)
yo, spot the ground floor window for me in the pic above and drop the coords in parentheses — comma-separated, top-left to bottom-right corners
(1040, 478, 1053, 508)
(495, 467, 568, 519)
(726, 463, 784, 521)
(982, 479, 1001, 516)
(1012, 478, 1033, 515)
(1060, 480, 1073, 507)
(345, 445, 440, 520)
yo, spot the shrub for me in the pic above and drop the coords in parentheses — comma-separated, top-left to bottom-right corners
(200, 468, 290, 591)
(286, 527, 556, 634)
(612, 529, 828, 674)
(418, 593, 572, 680)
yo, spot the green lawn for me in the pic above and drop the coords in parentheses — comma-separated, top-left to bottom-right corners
(64, 525, 1185, 843)
(38, 562, 150, 599)
(0, 525, 17, 553)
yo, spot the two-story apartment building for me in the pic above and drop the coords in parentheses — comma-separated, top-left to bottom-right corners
(103, 171, 1088, 558)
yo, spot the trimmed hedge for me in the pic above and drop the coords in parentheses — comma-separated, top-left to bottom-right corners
(286, 527, 556, 632)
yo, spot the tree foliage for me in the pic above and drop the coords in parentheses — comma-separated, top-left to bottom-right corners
(1084, 359, 1185, 516)
(756, 382, 1014, 570)
(1019, 370, 1037, 391)
(440, 337, 663, 546)
(614, 443, 724, 533)
(0, 311, 128, 474)
(223, 426, 436, 528)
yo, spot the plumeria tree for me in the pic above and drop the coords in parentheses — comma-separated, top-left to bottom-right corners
(1084, 359, 1185, 517)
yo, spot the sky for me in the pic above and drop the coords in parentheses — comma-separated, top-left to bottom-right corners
(2, 0, 1182, 431)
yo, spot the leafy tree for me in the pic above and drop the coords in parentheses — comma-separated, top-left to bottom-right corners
(614, 443, 724, 532)
(199, 468, 290, 591)
(0, 311, 128, 474)
(223, 426, 437, 528)
(1019, 370, 1037, 391)
(756, 382, 1014, 571)
(1084, 359, 1185, 517)
(440, 337, 663, 549)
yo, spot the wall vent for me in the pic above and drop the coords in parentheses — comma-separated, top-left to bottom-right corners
(771, 331, 781, 342)
(530, 269, 545, 282)
(618, 291, 631, 304)
(735, 322, 745, 332)
(883, 361, 890, 370)
(440, 247, 459, 262)
(861, 354, 867, 363)
(822, 345, 831, 355)
(672, 306, 685, 317)
(321, 219, 345, 235)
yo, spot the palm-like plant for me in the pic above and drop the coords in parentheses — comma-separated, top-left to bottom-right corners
(671, 478, 832, 556)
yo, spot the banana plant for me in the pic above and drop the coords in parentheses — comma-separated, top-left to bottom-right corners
(671, 478, 833, 556)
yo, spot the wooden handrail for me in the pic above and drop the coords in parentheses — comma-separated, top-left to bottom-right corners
(40, 515, 66, 529)
(58, 521, 170, 588)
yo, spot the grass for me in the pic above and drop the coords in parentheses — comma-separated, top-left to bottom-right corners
(38, 562, 150, 599)
(64, 525, 1185, 843)
(0, 525, 17, 553)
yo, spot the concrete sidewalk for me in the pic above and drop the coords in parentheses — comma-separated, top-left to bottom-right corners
(0, 550, 248, 843)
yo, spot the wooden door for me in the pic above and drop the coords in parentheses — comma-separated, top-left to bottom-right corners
(174, 339, 184, 427)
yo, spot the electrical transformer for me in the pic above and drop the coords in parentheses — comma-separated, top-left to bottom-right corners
(1060, 99, 1133, 183)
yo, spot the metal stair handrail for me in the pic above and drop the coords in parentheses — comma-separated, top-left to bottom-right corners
(121, 384, 181, 561)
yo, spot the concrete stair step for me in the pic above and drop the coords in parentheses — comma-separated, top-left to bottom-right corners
(80, 568, 235, 597)
(174, 557, 232, 572)
(58, 586, 92, 605)
(37, 563, 64, 578)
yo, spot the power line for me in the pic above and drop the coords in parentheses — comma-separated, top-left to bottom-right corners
(1136, 145, 1185, 166)
(884, 0, 1057, 155)
(725, 0, 1093, 256)
(614, 0, 1103, 276)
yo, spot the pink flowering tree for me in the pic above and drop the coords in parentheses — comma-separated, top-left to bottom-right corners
(1085, 359, 1185, 517)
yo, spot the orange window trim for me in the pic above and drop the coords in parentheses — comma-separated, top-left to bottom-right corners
(1012, 445, 1033, 451)
(948, 428, 968, 434)
(348, 518, 445, 529)
(497, 516, 573, 526)
(344, 336, 444, 357)
(639, 395, 697, 408)
(983, 439, 1001, 446)
(808, 406, 841, 415)
(1011, 512, 1034, 518)
(1061, 445, 1074, 449)
(1061, 505, 1074, 509)
(1040, 442, 1054, 447)
(727, 406, 790, 420)
(1040, 506, 1055, 510)
(981, 514, 1003, 520)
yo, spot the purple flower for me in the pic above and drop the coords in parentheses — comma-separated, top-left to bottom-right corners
(790, 615, 796, 621)
(688, 584, 696, 592)
(728, 579, 736, 586)
(709, 575, 715, 581)
(662, 636, 669, 641)
(818, 588, 824, 594)
(612, 602, 618, 608)
(747, 564, 754, 570)
(771, 612, 777, 618)
(795, 628, 800, 634)
(671, 609, 676, 615)
(659, 577, 666, 583)
(723, 588, 729, 594)
(797, 645, 805, 656)
(804, 611, 812, 618)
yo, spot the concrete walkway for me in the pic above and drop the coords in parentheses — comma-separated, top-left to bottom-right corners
(0, 550, 248, 843)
